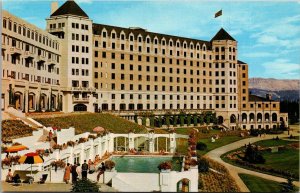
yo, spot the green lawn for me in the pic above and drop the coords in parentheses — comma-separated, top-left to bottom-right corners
(35, 113, 147, 134)
(256, 148, 299, 179)
(254, 139, 297, 147)
(239, 174, 282, 192)
(222, 139, 299, 179)
(199, 135, 245, 154)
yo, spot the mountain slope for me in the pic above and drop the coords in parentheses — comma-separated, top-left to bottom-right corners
(249, 78, 299, 101)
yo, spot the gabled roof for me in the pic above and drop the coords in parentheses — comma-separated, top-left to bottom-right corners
(211, 28, 235, 41)
(51, 0, 88, 18)
(93, 23, 212, 49)
(238, 60, 247, 64)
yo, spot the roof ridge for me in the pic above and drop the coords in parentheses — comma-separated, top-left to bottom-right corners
(51, 0, 88, 18)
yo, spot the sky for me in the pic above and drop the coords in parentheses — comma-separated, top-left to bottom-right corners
(2, 0, 300, 80)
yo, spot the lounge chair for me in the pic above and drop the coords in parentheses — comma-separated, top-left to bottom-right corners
(38, 174, 48, 184)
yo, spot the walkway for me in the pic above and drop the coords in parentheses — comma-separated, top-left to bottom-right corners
(205, 131, 299, 192)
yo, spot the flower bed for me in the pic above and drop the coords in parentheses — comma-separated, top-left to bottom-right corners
(2, 120, 37, 141)
(199, 156, 240, 192)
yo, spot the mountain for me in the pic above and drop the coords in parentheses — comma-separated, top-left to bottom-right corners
(248, 78, 299, 101)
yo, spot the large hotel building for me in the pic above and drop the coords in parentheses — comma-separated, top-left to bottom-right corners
(1, 0, 288, 130)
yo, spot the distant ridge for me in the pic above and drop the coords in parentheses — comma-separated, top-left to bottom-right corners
(249, 78, 299, 101)
(249, 78, 299, 91)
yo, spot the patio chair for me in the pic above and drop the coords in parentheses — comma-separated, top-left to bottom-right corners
(38, 174, 48, 184)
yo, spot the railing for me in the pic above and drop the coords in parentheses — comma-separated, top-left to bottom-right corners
(101, 109, 215, 115)
(73, 97, 89, 103)
(37, 55, 46, 61)
(10, 47, 22, 55)
(47, 27, 65, 33)
(63, 87, 96, 92)
(24, 51, 34, 58)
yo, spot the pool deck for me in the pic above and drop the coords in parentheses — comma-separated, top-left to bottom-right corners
(1, 181, 118, 192)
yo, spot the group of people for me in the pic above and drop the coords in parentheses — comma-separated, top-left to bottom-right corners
(63, 160, 106, 184)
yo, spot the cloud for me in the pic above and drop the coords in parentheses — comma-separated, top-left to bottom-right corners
(242, 52, 276, 58)
(76, 0, 93, 4)
(261, 59, 300, 79)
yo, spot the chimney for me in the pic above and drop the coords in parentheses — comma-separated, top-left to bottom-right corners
(51, 1, 58, 15)
(266, 94, 272, 100)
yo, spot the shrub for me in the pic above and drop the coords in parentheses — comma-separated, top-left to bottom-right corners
(88, 135, 97, 140)
(196, 142, 207, 151)
(190, 158, 198, 166)
(243, 144, 265, 164)
(71, 179, 100, 192)
(198, 157, 209, 172)
(281, 177, 295, 192)
(104, 160, 115, 170)
(158, 161, 172, 170)
(67, 141, 76, 147)
(249, 128, 259, 136)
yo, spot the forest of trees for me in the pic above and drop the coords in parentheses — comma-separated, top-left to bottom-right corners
(280, 100, 299, 124)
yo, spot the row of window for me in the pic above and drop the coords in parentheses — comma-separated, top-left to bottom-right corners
(71, 69, 89, 76)
(71, 57, 89, 65)
(2, 35, 60, 61)
(71, 33, 89, 42)
(95, 62, 237, 77)
(99, 30, 227, 50)
(100, 72, 237, 85)
(49, 22, 65, 29)
(98, 83, 236, 93)
(3, 70, 59, 85)
(100, 103, 214, 111)
(72, 45, 89, 53)
(214, 47, 236, 52)
(2, 53, 59, 74)
(3, 18, 59, 50)
(72, 80, 89, 88)
(72, 23, 89, 30)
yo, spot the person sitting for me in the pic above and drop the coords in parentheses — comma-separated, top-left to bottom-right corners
(6, 169, 13, 182)
(12, 174, 21, 184)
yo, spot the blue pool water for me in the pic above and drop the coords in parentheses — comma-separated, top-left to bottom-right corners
(111, 156, 182, 173)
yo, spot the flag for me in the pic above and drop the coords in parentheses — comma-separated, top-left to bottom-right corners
(215, 10, 222, 18)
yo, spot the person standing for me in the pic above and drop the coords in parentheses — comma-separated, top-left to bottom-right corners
(81, 160, 88, 179)
(76, 163, 82, 180)
(63, 163, 71, 184)
(49, 130, 53, 141)
(71, 162, 78, 184)
(97, 162, 106, 182)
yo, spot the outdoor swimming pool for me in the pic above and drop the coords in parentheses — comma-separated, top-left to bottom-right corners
(111, 156, 183, 173)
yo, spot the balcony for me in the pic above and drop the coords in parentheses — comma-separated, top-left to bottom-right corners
(10, 47, 22, 55)
(2, 43, 6, 50)
(24, 51, 34, 59)
(47, 27, 65, 33)
(37, 55, 46, 62)
(73, 97, 89, 103)
(47, 58, 57, 65)
(64, 87, 96, 92)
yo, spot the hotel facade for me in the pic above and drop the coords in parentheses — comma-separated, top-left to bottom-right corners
(1, 0, 288, 130)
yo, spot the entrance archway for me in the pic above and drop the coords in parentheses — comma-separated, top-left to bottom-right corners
(177, 178, 190, 192)
(230, 114, 236, 123)
(28, 93, 35, 110)
(74, 104, 87, 111)
(217, 116, 224, 124)
(14, 92, 23, 110)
